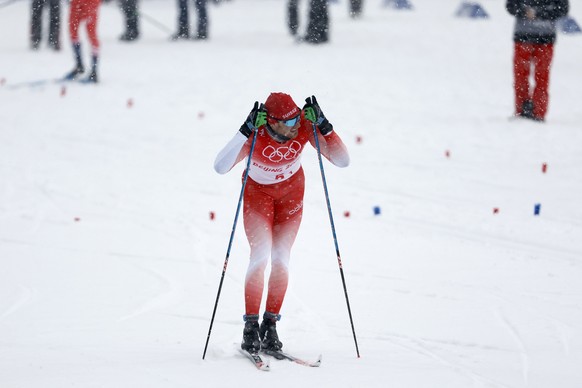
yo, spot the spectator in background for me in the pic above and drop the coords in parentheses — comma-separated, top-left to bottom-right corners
(288, 0, 299, 37)
(30, 0, 61, 50)
(305, 0, 329, 43)
(350, 0, 363, 18)
(506, 0, 569, 122)
(119, 0, 140, 41)
(171, 0, 208, 40)
(64, 0, 101, 83)
(287, 0, 329, 44)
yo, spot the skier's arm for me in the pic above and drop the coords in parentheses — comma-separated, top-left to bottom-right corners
(303, 96, 349, 167)
(535, 0, 569, 20)
(214, 102, 267, 174)
(214, 132, 250, 174)
(506, 0, 526, 18)
(309, 130, 350, 168)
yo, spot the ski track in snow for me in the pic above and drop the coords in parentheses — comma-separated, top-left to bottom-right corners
(0, 284, 37, 321)
(114, 256, 178, 322)
(397, 215, 582, 267)
(379, 333, 512, 388)
(489, 290, 575, 357)
(494, 308, 530, 386)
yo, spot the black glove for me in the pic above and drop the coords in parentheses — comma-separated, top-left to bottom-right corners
(239, 102, 267, 138)
(303, 95, 333, 136)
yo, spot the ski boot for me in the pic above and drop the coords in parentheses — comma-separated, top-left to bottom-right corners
(241, 315, 261, 353)
(170, 29, 190, 41)
(81, 55, 99, 84)
(522, 100, 534, 119)
(119, 30, 139, 42)
(48, 40, 61, 51)
(259, 312, 283, 351)
(82, 70, 98, 84)
(64, 65, 84, 81)
(65, 42, 85, 80)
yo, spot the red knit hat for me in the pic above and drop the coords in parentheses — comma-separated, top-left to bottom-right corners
(264, 92, 300, 121)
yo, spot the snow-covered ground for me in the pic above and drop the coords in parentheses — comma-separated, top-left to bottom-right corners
(1, 0, 582, 386)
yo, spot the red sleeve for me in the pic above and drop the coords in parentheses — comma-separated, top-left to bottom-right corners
(306, 124, 350, 168)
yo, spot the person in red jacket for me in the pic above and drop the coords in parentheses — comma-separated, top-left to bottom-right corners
(214, 93, 349, 354)
(507, 0, 569, 121)
(65, 0, 101, 83)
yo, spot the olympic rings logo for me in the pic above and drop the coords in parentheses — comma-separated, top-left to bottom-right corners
(262, 141, 302, 162)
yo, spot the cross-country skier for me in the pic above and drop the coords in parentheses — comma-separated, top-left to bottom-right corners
(214, 93, 350, 353)
(65, 0, 101, 83)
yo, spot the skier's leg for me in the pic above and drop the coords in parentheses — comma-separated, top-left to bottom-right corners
(532, 43, 554, 121)
(350, 0, 363, 18)
(127, 0, 139, 38)
(306, 0, 329, 43)
(65, 0, 85, 79)
(31, 0, 45, 49)
(513, 42, 533, 116)
(287, 0, 299, 36)
(48, 0, 60, 49)
(194, 0, 208, 39)
(265, 169, 305, 315)
(119, 0, 139, 40)
(257, 170, 305, 351)
(69, 0, 82, 45)
(84, 0, 100, 55)
(172, 0, 190, 39)
(243, 179, 275, 316)
(80, 0, 100, 82)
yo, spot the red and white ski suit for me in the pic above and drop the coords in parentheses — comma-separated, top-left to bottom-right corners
(214, 114, 349, 316)
(69, 0, 100, 54)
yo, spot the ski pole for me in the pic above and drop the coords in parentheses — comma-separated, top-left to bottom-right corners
(202, 127, 259, 360)
(138, 11, 173, 34)
(311, 123, 360, 358)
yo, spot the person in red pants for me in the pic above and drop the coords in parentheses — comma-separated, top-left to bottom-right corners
(214, 93, 349, 354)
(506, 0, 569, 121)
(65, 0, 101, 83)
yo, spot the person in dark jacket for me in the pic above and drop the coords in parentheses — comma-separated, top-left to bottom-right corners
(171, 0, 208, 40)
(506, 0, 569, 121)
(30, 0, 61, 50)
(119, 0, 140, 41)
